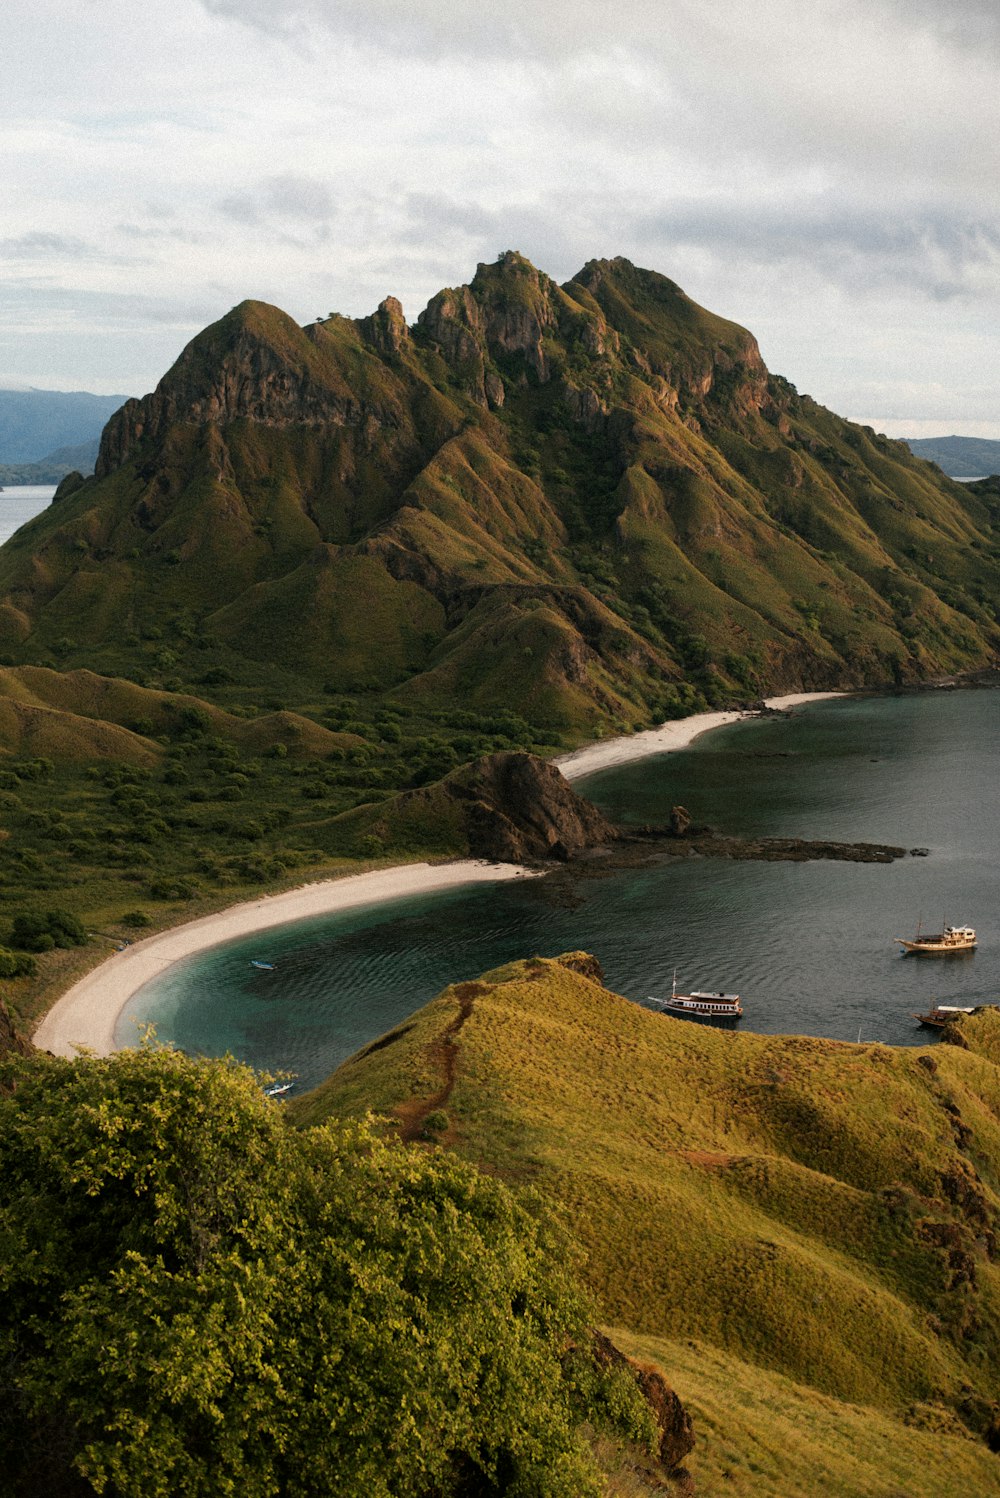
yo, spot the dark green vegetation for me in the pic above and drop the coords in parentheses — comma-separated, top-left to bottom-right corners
(2, 253, 1000, 1027)
(302, 952, 1000, 1496)
(905, 435, 1000, 480)
(0, 1044, 660, 1497)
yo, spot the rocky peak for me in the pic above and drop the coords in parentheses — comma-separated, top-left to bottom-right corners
(97, 301, 364, 478)
(568, 256, 773, 421)
(358, 296, 410, 359)
(416, 251, 566, 404)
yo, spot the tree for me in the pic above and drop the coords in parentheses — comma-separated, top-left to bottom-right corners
(0, 1048, 650, 1497)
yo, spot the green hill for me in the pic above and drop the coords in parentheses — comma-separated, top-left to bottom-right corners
(297, 952, 1000, 1495)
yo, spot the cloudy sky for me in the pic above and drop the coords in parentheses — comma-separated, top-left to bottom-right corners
(3, 0, 998, 436)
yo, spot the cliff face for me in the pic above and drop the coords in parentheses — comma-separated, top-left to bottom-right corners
(4, 251, 1000, 742)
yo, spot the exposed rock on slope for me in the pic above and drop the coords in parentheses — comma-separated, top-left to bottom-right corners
(331, 751, 617, 862)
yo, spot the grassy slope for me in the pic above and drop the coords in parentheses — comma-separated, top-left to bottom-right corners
(296, 955, 1000, 1494)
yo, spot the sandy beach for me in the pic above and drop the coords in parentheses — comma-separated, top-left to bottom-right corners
(556, 691, 844, 781)
(33, 861, 540, 1059)
(35, 690, 844, 1060)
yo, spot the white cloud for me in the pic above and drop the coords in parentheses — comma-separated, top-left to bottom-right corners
(0, 0, 995, 432)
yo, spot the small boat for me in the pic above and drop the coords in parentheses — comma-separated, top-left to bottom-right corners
(648, 972, 743, 1022)
(264, 1081, 293, 1098)
(896, 923, 976, 955)
(250, 960, 275, 970)
(912, 1004, 977, 1028)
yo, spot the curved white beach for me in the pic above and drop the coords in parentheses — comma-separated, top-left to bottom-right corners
(34, 861, 540, 1059)
(34, 691, 843, 1059)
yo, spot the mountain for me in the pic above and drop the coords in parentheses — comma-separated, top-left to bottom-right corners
(1, 253, 998, 751)
(297, 951, 1000, 1495)
(0, 389, 126, 465)
(904, 435, 1000, 480)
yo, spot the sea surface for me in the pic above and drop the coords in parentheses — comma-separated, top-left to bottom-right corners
(119, 689, 1000, 1090)
(0, 485, 57, 545)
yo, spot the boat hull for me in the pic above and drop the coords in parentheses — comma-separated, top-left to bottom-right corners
(657, 1000, 743, 1023)
(896, 940, 976, 955)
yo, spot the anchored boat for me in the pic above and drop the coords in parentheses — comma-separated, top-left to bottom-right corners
(896, 923, 976, 955)
(912, 1004, 977, 1028)
(648, 972, 743, 1023)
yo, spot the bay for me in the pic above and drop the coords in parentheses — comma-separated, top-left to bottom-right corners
(119, 690, 1000, 1090)
(0, 485, 57, 546)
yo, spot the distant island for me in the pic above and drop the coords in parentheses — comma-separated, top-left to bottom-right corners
(0, 386, 126, 466)
(0, 436, 101, 486)
(904, 433, 1000, 479)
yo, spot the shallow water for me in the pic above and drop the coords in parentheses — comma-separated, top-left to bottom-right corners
(121, 690, 1000, 1089)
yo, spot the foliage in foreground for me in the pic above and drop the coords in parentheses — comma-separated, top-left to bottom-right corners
(0, 1046, 651, 1497)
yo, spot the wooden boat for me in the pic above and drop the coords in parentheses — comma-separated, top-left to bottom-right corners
(896, 923, 976, 955)
(911, 1004, 977, 1028)
(648, 972, 743, 1022)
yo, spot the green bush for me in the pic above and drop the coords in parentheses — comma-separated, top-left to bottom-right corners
(8, 910, 87, 951)
(0, 946, 37, 978)
(0, 1048, 646, 1498)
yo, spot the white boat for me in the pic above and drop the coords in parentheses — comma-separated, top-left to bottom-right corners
(896, 923, 976, 955)
(250, 960, 275, 970)
(264, 1081, 293, 1098)
(648, 972, 743, 1022)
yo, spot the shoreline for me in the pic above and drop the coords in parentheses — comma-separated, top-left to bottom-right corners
(556, 691, 845, 782)
(34, 690, 844, 1060)
(33, 861, 541, 1059)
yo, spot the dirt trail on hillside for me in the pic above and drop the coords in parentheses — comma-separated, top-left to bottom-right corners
(396, 981, 486, 1143)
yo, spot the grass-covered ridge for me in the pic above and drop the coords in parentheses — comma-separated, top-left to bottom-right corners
(298, 953, 1000, 1491)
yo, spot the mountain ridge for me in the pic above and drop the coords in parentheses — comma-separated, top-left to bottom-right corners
(3, 251, 999, 746)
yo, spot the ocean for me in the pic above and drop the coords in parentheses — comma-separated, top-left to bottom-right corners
(118, 689, 1000, 1091)
(0, 485, 57, 545)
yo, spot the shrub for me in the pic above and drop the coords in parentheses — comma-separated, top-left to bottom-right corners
(8, 910, 87, 951)
(0, 1049, 649, 1497)
(0, 946, 37, 978)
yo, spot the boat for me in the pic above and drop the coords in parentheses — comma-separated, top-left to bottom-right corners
(896, 923, 976, 955)
(264, 1081, 293, 1098)
(250, 960, 275, 970)
(912, 1004, 977, 1028)
(647, 972, 743, 1022)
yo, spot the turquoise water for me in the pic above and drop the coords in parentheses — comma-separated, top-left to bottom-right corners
(120, 690, 1000, 1089)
